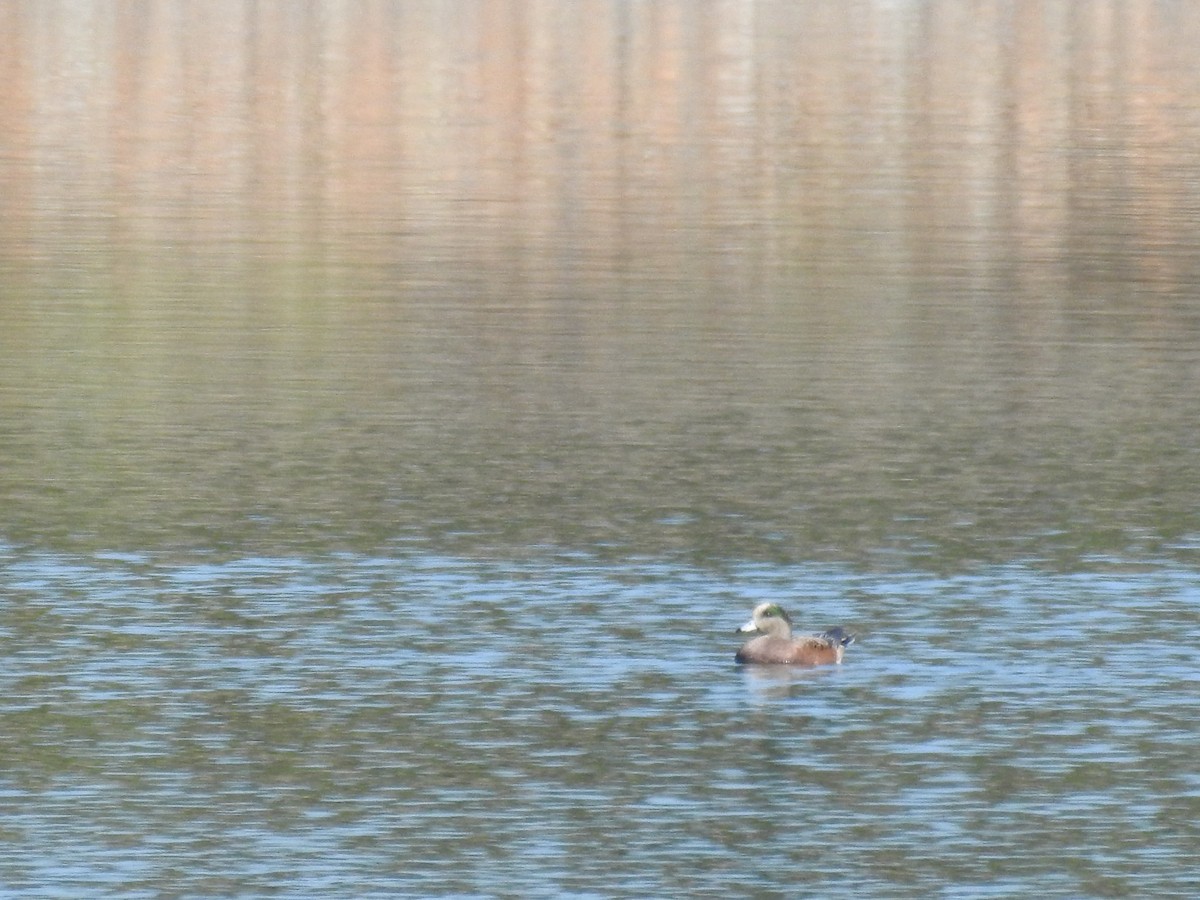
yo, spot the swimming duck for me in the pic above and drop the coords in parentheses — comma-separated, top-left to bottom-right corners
(735, 602, 854, 665)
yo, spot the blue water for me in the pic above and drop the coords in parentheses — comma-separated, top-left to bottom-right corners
(4, 548, 1198, 897)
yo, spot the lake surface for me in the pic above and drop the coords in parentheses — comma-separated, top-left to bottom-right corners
(3, 2, 1200, 896)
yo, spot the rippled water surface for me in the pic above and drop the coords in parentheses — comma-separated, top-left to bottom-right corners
(5, 551, 1200, 897)
(4, 2, 1200, 896)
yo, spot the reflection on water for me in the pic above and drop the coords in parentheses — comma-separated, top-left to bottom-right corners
(740, 659, 849, 702)
(3, 550, 1199, 896)
(3, 1, 1200, 895)
(2, 1, 1200, 567)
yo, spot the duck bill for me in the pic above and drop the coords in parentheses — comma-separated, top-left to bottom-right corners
(737, 619, 759, 633)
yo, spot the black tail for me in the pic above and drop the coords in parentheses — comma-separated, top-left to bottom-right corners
(818, 626, 855, 647)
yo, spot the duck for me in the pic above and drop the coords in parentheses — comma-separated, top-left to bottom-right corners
(735, 602, 855, 665)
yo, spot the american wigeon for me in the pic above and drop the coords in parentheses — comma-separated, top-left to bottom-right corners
(735, 602, 855, 665)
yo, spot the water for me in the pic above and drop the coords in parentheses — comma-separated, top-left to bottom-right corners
(4, 1, 1200, 896)
(5, 552, 1200, 897)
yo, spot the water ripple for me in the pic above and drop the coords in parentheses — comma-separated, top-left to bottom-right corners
(2, 550, 1198, 895)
